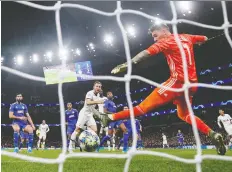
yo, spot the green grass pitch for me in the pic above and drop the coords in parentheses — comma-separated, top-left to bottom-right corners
(2, 149, 232, 172)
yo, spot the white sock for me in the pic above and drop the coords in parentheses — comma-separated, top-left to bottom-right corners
(42, 142, 45, 148)
(37, 140, 41, 148)
(69, 131, 78, 150)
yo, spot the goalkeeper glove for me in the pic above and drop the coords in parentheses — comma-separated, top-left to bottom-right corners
(111, 63, 128, 74)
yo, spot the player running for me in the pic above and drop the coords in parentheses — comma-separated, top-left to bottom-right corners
(9, 93, 35, 153)
(162, 133, 169, 148)
(65, 102, 80, 150)
(19, 131, 29, 150)
(217, 109, 232, 149)
(97, 24, 226, 155)
(37, 120, 50, 149)
(177, 130, 184, 148)
(97, 91, 127, 152)
(69, 81, 105, 152)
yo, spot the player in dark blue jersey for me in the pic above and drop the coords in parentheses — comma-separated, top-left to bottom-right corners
(177, 130, 184, 148)
(9, 93, 35, 153)
(19, 131, 29, 150)
(135, 119, 143, 150)
(117, 108, 143, 152)
(65, 102, 79, 150)
(97, 91, 127, 152)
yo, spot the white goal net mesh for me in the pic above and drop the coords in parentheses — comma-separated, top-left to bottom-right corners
(1, 1, 232, 172)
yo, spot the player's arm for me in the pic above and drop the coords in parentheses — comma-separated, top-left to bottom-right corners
(65, 111, 68, 125)
(86, 98, 104, 105)
(26, 113, 35, 130)
(188, 34, 208, 45)
(9, 105, 27, 121)
(46, 125, 50, 133)
(217, 117, 222, 128)
(103, 101, 112, 114)
(9, 111, 27, 121)
(111, 41, 167, 74)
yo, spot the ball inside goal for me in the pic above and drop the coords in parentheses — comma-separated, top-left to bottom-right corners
(79, 130, 100, 152)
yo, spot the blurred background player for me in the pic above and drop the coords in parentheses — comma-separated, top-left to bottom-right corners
(97, 91, 127, 152)
(37, 120, 49, 149)
(162, 133, 169, 148)
(217, 109, 232, 149)
(19, 131, 29, 150)
(65, 102, 79, 151)
(69, 81, 105, 152)
(9, 93, 35, 153)
(101, 23, 226, 155)
(177, 130, 184, 149)
(136, 119, 143, 150)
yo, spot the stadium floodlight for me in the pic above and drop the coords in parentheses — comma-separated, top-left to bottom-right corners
(76, 48, 81, 56)
(59, 48, 68, 57)
(104, 34, 114, 46)
(32, 54, 39, 63)
(46, 51, 53, 62)
(46, 51, 53, 58)
(177, 1, 192, 12)
(126, 26, 136, 38)
(16, 55, 24, 65)
(89, 43, 95, 50)
(154, 17, 162, 25)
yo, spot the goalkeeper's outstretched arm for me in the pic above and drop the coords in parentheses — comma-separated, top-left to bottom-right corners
(111, 50, 151, 74)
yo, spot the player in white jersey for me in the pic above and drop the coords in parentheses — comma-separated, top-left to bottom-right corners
(162, 133, 169, 148)
(37, 120, 50, 149)
(69, 81, 105, 152)
(217, 109, 232, 148)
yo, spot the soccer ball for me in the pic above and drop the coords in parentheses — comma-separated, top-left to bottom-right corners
(79, 130, 100, 152)
(36, 129, 40, 137)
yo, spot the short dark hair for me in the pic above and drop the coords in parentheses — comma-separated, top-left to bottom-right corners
(107, 91, 112, 94)
(94, 81, 102, 86)
(16, 93, 23, 97)
(219, 108, 224, 111)
(149, 24, 169, 34)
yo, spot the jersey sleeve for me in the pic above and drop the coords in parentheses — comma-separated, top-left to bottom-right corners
(86, 91, 93, 99)
(146, 40, 169, 55)
(188, 34, 206, 44)
(9, 104, 14, 112)
(217, 117, 222, 128)
(24, 105, 28, 114)
(103, 100, 108, 108)
(75, 109, 78, 118)
(227, 114, 232, 119)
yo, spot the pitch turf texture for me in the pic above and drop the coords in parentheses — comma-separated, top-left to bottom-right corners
(2, 149, 232, 172)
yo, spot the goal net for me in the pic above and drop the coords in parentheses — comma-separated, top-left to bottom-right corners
(1, 1, 232, 172)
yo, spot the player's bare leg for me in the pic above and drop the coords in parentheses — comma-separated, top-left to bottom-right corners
(88, 125, 97, 134)
(24, 125, 34, 153)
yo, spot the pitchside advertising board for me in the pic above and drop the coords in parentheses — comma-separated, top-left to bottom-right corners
(43, 61, 93, 85)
